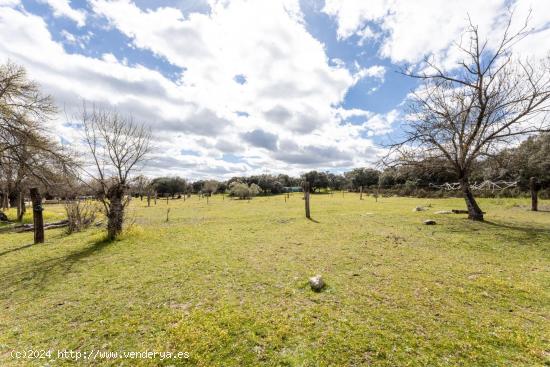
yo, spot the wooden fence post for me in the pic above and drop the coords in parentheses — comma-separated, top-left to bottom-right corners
(530, 177, 538, 211)
(29, 188, 44, 244)
(304, 182, 311, 219)
(360, 186, 363, 200)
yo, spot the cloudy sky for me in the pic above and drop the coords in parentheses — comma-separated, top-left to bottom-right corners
(1, 0, 549, 179)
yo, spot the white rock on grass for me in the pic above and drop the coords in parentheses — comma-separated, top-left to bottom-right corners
(309, 275, 325, 292)
(435, 210, 453, 214)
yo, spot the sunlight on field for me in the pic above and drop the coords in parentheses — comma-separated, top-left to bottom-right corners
(1, 194, 549, 366)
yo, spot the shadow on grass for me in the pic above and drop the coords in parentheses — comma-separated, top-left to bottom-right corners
(0, 236, 113, 293)
(307, 217, 320, 223)
(482, 220, 550, 236)
(0, 243, 35, 257)
(442, 217, 550, 249)
(63, 237, 112, 266)
(476, 220, 550, 247)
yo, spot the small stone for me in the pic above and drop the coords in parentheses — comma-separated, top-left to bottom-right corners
(309, 275, 325, 292)
(424, 220, 436, 225)
(413, 206, 426, 212)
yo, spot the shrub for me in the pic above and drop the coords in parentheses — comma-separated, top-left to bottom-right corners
(249, 183, 261, 197)
(228, 181, 260, 199)
(416, 188, 428, 198)
(202, 180, 219, 196)
(65, 200, 100, 234)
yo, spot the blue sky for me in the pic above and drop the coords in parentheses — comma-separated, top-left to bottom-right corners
(1, 0, 548, 178)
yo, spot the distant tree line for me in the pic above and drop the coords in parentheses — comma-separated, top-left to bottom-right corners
(127, 134, 550, 201)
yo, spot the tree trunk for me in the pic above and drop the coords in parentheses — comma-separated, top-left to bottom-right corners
(529, 177, 538, 212)
(29, 188, 44, 244)
(107, 186, 125, 240)
(8, 191, 17, 208)
(16, 191, 26, 222)
(460, 179, 484, 221)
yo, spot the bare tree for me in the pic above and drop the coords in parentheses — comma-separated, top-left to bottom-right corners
(388, 14, 550, 220)
(132, 175, 150, 201)
(81, 106, 151, 239)
(0, 61, 74, 220)
(65, 199, 101, 234)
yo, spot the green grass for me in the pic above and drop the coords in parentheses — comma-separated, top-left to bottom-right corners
(0, 194, 549, 366)
(1, 205, 67, 225)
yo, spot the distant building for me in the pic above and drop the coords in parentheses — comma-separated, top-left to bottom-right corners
(283, 186, 302, 193)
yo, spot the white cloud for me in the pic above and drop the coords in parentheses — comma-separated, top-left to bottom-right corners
(59, 29, 76, 43)
(87, 0, 386, 170)
(357, 25, 379, 46)
(2, 0, 547, 179)
(0, 0, 19, 7)
(355, 65, 386, 81)
(39, 0, 86, 26)
(90, 0, 355, 118)
(0, 1, 387, 179)
(362, 110, 399, 136)
(323, 0, 550, 64)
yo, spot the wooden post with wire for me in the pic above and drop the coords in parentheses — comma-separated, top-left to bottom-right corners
(530, 177, 539, 211)
(29, 187, 44, 244)
(303, 182, 311, 219)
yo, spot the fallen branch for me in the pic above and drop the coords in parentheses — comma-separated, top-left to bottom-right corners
(14, 220, 69, 233)
(452, 209, 486, 214)
(452, 209, 469, 214)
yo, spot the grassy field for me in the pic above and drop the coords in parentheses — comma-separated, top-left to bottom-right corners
(0, 194, 549, 366)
